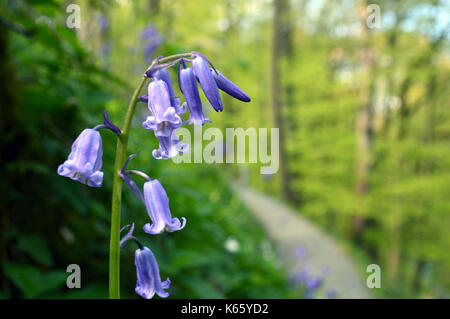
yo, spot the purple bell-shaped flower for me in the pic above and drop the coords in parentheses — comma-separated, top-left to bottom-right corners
(192, 54, 223, 112)
(142, 79, 183, 133)
(151, 128, 189, 160)
(179, 65, 211, 125)
(135, 246, 171, 299)
(143, 179, 186, 234)
(57, 128, 103, 187)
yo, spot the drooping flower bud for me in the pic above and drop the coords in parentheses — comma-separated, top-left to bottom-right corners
(143, 179, 186, 234)
(192, 55, 223, 112)
(179, 66, 211, 125)
(135, 246, 171, 299)
(57, 128, 103, 187)
(210, 69, 251, 102)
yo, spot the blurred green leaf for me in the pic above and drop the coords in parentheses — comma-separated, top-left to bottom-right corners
(3, 263, 66, 298)
(179, 277, 225, 299)
(17, 235, 53, 267)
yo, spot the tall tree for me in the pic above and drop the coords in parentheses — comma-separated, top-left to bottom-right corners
(271, 0, 294, 200)
(352, 0, 375, 242)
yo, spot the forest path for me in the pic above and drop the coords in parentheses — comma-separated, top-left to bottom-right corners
(232, 183, 372, 298)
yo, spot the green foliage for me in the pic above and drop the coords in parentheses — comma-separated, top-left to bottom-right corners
(17, 235, 53, 267)
(3, 263, 67, 298)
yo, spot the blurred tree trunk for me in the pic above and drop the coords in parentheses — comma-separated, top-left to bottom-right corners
(0, 22, 20, 297)
(421, 28, 448, 143)
(271, 0, 295, 201)
(352, 0, 374, 243)
(395, 24, 447, 283)
(379, 10, 406, 136)
(148, 0, 160, 14)
(422, 73, 436, 144)
(283, 2, 298, 203)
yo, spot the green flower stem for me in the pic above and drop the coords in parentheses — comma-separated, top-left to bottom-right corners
(108, 76, 146, 299)
(109, 52, 192, 299)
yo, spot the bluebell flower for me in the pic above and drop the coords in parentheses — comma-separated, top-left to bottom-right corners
(144, 41, 159, 60)
(141, 79, 187, 159)
(140, 24, 161, 61)
(140, 24, 159, 39)
(153, 68, 181, 108)
(143, 179, 186, 234)
(57, 128, 103, 187)
(57, 111, 119, 187)
(292, 265, 325, 299)
(142, 80, 183, 136)
(179, 65, 211, 125)
(292, 267, 310, 283)
(306, 276, 323, 292)
(98, 15, 109, 33)
(210, 68, 251, 102)
(101, 42, 112, 58)
(192, 55, 223, 112)
(151, 127, 189, 160)
(120, 153, 187, 234)
(294, 246, 308, 259)
(135, 246, 171, 299)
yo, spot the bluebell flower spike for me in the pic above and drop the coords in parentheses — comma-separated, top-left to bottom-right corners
(57, 128, 103, 187)
(141, 25, 161, 61)
(143, 179, 186, 234)
(135, 246, 171, 299)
